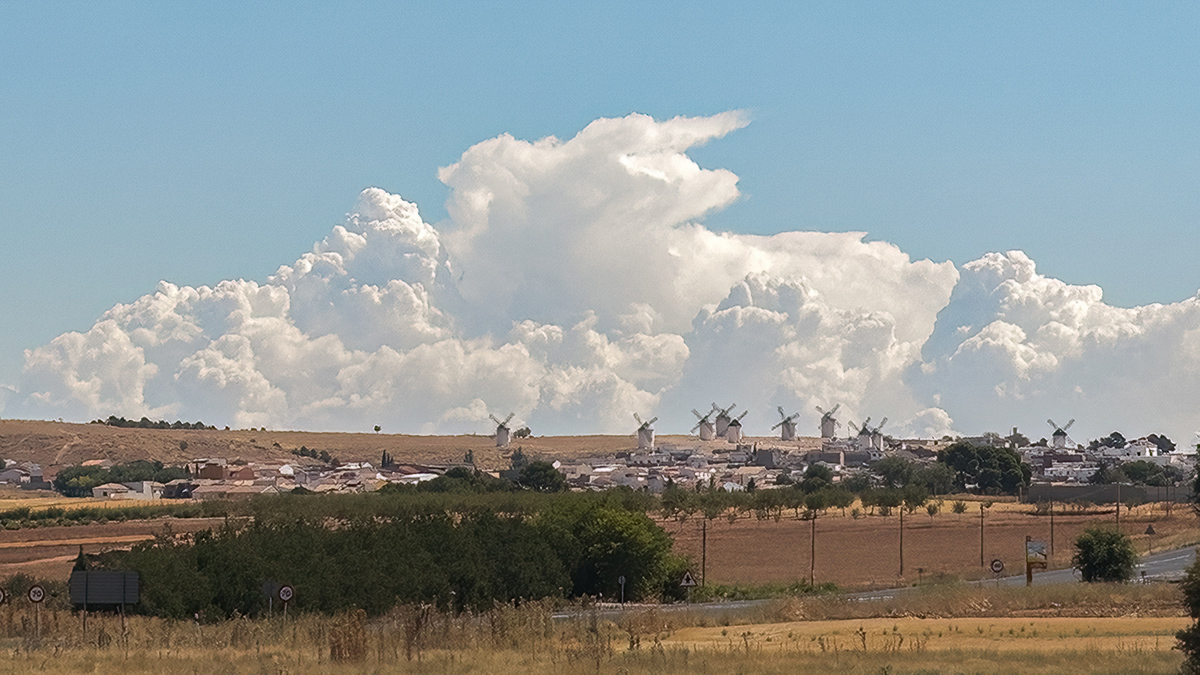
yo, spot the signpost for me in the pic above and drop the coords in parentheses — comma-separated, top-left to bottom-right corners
(262, 580, 282, 617)
(680, 570, 697, 606)
(980, 505, 986, 567)
(278, 585, 294, 621)
(617, 576, 626, 605)
(70, 570, 140, 637)
(1146, 524, 1156, 554)
(1025, 536, 1048, 586)
(29, 584, 45, 640)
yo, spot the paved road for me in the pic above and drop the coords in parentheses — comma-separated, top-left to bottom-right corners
(556, 546, 1197, 620)
(849, 545, 1195, 602)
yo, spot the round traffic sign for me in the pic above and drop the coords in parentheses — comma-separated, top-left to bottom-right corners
(28, 585, 45, 603)
(278, 585, 294, 603)
(990, 559, 1004, 574)
(0, 587, 6, 604)
(618, 576, 626, 586)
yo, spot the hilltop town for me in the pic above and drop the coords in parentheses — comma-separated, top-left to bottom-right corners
(2, 406, 1193, 502)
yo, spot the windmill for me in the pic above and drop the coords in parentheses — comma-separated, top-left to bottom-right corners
(634, 413, 658, 450)
(848, 417, 873, 452)
(1047, 418, 1075, 449)
(867, 417, 889, 451)
(490, 412, 515, 448)
(773, 406, 800, 441)
(691, 406, 718, 441)
(725, 410, 749, 443)
(713, 402, 738, 438)
(815, 404, 841, 439)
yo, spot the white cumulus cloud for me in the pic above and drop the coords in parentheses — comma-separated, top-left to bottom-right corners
(5, 114, 1199, 444)
(910, 251, 1200, 444)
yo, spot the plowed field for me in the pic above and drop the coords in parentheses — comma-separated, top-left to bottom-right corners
(664, 503, 1197, 589)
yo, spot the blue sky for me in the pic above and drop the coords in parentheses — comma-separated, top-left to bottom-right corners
(2, 1, 1199, 391)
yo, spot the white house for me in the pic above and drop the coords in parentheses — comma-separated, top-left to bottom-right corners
(92, 483, 132, 499)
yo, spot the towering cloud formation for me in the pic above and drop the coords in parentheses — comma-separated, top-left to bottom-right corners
(6, 113, 1199, 443)
(910, 251, 1200, 441)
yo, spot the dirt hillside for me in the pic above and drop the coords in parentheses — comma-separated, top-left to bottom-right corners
(0, 419, 821, 475)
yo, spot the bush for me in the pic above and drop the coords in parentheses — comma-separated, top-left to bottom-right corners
(1178, 554, 1200, 673)
(1072, 525, 1137, 583)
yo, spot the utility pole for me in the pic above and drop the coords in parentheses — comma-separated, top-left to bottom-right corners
(979, 504, 985, 567)
(810, 513, 816, 586)
(899, 506, 905, 576)
(1049, 500, 1055, 557)
(1116, 482, 1121, 528)
(701, 519, 707, 587)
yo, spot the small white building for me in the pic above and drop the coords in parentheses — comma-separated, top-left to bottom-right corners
(92, 483, 132, 499)
(121, 481, 164, 501)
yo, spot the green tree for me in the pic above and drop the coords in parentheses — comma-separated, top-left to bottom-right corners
(825, 486, 855, 516)
(1176, 555, 1200, 673)
(1072, 525, 1137, 583)
(509, 448, 529, 472)
(917, 463, 956, 496)
(538, 504, 678, 601)
(873, 456, 916, 489)
(804, 490, 828, 514)
(902, 484, 928, 514)
(1089, 462, 1125, 485)
(518, 461, 567, 493)
(937, 442, 1031, 495)
(800, 463, 833, 493)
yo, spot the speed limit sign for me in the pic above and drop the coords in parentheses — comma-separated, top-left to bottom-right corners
(28, 585, 45, 604)
(990, 559, 1005, 575)
(278, 585, 294, 603)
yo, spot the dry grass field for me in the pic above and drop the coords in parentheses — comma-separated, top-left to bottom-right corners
(0, 585, 1188, 674)
(665, 501, 1199, 589)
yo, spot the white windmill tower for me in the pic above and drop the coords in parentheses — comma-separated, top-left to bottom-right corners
(815, 404, 841, 439)
(773, 406, 800, 441)
(725, 410, 749, 443)
(490, 412, 515, 448)
(634, 413, 658, 450)
(1047, 418, 1075, 449)
(868, 417, 889, 451)
(714, 402, 738, 438)
(691, 406, 718, 441)
(848, 417, 873, 452)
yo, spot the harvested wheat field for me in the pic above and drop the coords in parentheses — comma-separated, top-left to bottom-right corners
(0, 518, 221, 579)
(0, 602, 1186, 675)
(664, 502, 1199, 589)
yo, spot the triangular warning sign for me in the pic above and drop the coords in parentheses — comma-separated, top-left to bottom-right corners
(680, 571, 698, 587)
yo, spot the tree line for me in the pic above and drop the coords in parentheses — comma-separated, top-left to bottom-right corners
(91, 415, 215, 430)
(53, 460, 191, 497)
(96, 495, 686, 620)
